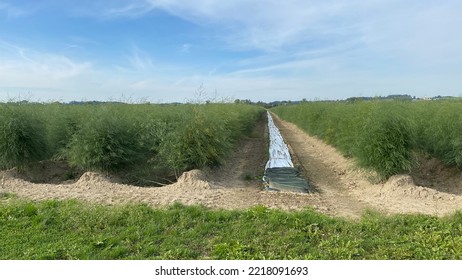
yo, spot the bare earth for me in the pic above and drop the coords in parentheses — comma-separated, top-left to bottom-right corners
(1, 112, 462, 219)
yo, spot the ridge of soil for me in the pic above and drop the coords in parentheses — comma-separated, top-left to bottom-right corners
(1, 112, 462, 218)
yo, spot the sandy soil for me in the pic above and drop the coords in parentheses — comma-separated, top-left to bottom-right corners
(1, 112, 462, 219)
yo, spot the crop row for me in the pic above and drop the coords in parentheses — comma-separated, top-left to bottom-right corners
(0, 102, 264, 183)
(272, 100, 462, 180)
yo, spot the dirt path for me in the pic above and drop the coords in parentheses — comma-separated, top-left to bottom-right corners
(271, 113, 373, 218)
(2, 111, 462, 218)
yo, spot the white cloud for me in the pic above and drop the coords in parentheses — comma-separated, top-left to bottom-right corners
(0, 41, 92, 79)
(68, 0, 462, 69)
(141, 0, 462, 67)
(101, 2, 155, 19)
(0, 41, 93, 98)
(144, 0, 352, 51)
(127, 45, 155, 71)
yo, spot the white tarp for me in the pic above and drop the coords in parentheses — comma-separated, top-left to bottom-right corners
(265, 111, 294, 169)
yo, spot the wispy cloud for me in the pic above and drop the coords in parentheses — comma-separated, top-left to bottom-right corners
(127, 45, 155, 71)
(140, 0, 358, 52)
(101, 2, 156, 19)
(0, 40, 93, 97)
(142, 0, 462, 68)
(63, 0, 462, 64)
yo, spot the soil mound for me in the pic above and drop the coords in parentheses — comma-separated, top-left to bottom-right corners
(382, 175, 447, 200)
(76, 172, 121, 186)
(77, 172, 108, 184)
(385, 174, 415, 188)
(169, 169, 211, 191)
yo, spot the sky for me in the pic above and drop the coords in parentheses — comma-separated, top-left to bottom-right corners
(0, 0, 461, 103)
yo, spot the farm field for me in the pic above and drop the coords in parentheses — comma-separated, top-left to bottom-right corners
(2, 0, 462, 263)
(2, 100, 462, 259)
(2, 100, 462, 216)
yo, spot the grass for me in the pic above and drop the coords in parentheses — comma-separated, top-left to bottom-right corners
(1, 195, 462, 260)
(271, 100, 462, 180)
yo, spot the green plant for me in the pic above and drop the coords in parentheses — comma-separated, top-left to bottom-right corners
(0, 105, 48, 169)
(356, 110, 414, 179)
(160, 107, 231, 175)
(0, 102, 264, 182)
(271, 100, 455, 180)
(159, 104, 264, 177)
(64, 107, 142, 172)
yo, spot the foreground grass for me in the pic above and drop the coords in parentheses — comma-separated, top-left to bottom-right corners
(1, 194, 462, 259)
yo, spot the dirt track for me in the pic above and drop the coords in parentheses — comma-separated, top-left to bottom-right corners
(2, 112, 462, 218)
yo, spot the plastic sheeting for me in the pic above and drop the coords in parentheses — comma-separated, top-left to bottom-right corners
(265, 112, 294, 169)
(264, 112, 309, 193)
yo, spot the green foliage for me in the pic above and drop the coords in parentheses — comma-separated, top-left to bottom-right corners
(159, 105, 256, 175)
(1, 197, 462, 259)
(411, 101, 462, 168)
(0, 105, 48, 169)
(356, 107, 414, 179)
(0, 102, 263, 183)
(161, 115, 228, 173)
(64, 107, 142, 172)
(272, 100, 462, 179)
(43, 104, 86, 157)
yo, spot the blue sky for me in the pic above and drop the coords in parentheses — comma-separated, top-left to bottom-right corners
(1, 0, 461, 102)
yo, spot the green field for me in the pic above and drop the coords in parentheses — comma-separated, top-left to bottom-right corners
(2, 100, 462, 260)
(272, 99, 462, 180)
(0, 102, 264, 184)
(1, 195, 461, 259)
